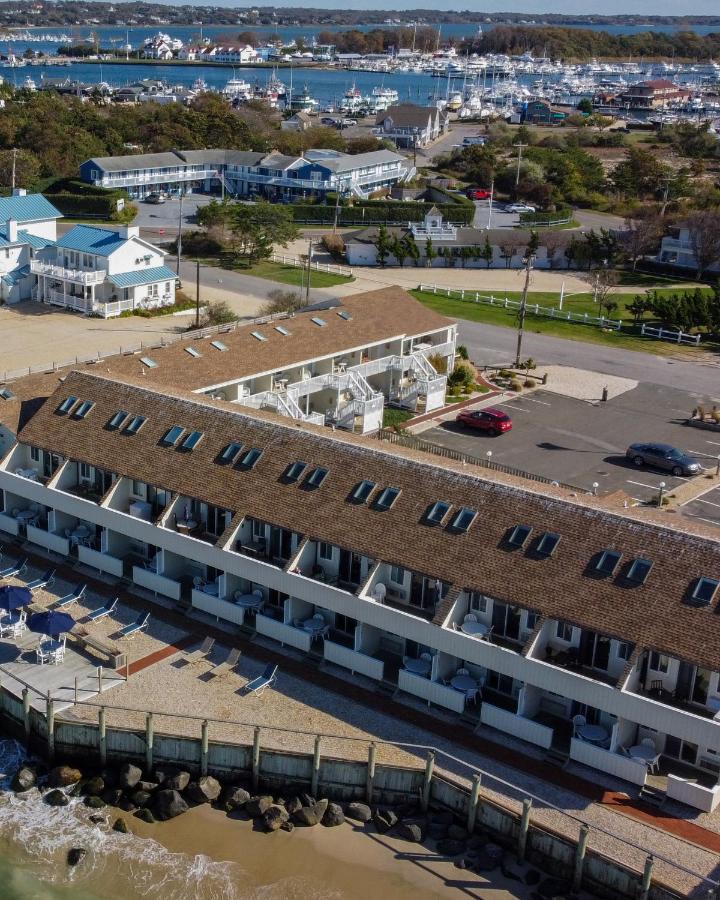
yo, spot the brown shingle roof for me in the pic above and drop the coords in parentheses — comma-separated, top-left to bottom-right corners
(17, 370, 720, 672)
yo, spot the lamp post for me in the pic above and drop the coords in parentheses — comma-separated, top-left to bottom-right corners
(513, 141, 527, 189)
(175, 190, 184, 275)
(658, 481, 666, 507)
(486, 177, 495, 231)
(514, 251, 535, 368)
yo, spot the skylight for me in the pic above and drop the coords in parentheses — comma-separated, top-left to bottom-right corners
(536, 532, 561, 557)
(73, 400, 95, 419)
(251, 331, 268, 342)
(426, 500, 451, 525)
(0, 387, 15, 401)
(285, 461, 307, 482)
(238, 447, 263, 469)
(57, 395, 78, 414)
(311, 317, 327, 327)
(211, 340, 228, 351)
(690, 577, 720, 606)
(627, 558, 653, 585)
(306, 466, 329, 489)
(507, 524, 532, 549)
(275, 325, 291, 336)
(160, 425, 185, 447)
(375, 486, 401, 511)
(219, 441, 243, 464)
(337, 310, 352, 321)
(108, 411, 128, 430)
(140, 356, 158, 369)
(350, 479, 376, 503)
(596, 549, 622, 576)
(185, 347, 202, 358)
(181, 430, 204, 451)
(450, 507, 477, 533)
(125, 415, 146, 435)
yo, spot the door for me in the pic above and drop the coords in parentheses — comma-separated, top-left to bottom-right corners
(675, 661, 695, 702)
(339, 549, 361, 587)
(578, 630, 595, 667)
(692, 668, 711, 705)
(269, 526, 292, 562)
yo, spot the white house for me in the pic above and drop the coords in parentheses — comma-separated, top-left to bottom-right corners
(0, 190, 61, 305)
(31, 224, 177, 318)
(141, 40, 174, 61)
(657, 226, 720, 274)
(374, 104, 449, 149)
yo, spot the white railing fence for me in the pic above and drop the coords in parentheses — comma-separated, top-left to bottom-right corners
(270, 253, 353, 278)
(640, 323, 702, 346)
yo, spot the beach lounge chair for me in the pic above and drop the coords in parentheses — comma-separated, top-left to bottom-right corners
(25, 569, 56, 592)
(0, 557, 28, 579)
(54, 584, 87, 609)
(118, 612, 150, 639)
(185, 637, 215, 666)
(243, 663, 278, 697)
(208, 646, 241, 678)
(87, 597, 118, 622)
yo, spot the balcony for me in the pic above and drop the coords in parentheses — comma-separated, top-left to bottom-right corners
(31, 260, 107, 284)
(96, 169, 218, 188)
(191, 588, 245, 626)
(543, 646, 620, 688)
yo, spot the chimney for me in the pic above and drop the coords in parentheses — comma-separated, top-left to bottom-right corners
(6, 219, 17, 243)
(117, 225, 139, 240)
(11, 188, 27, 197)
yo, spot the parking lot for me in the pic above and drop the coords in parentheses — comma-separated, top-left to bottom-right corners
(681, 484, 720, 527)
(419, 383, 720, 505)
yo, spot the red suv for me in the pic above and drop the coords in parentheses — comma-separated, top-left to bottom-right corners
(466, 188, 491, 200)
(456, 408, 512, 436)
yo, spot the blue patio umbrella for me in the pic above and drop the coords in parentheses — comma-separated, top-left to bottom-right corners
(27, 610, 75, 637)
(0, 585, 33, 612)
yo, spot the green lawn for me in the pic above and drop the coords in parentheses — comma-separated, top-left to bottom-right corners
(383, 407, 414, 429)
(411, 289, 719, 356)
(244, 260, 353, 288)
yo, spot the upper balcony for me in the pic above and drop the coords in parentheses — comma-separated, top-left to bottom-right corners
(232, 516, 301, 568)
(95, 168, 218, 188)
(30, 260, 107, 285)
(291, 539, 373, 596)
(363, 562, 450, 622)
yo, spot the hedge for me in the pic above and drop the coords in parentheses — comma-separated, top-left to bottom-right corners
(289, 201, 473, 226)
(44, 193, 123, 218)
(519, 208, 573, 225)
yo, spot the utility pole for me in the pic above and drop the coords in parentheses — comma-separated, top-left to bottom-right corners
(332, 187, 341, 234)
(513, 141, 527, 189)
(514, 251, 535, 368)
(195, 259, 200, 329)
(11, 147, 18, 191)
(176, 190, 184, 275)
(660, 175, 674, 217)
(487, 176, 495, 230)
(305, 239, 312, 306)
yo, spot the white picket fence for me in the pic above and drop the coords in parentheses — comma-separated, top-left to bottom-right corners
(270, 253, 353, 278)
(640, 323, 702, 346)
(417, 283, 623, 331)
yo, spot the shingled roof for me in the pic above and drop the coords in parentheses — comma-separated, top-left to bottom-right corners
(16, 369, 720, 672)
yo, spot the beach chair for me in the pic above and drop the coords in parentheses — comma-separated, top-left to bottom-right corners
(184, 637, 215, 666)
(118, 612, 150, 639)
(243, 663, 278, 697)
(208, 646, 241, 678)
(25, 569, 56, 592)
(87, 597, 118, 622)
(0, 557, 28, 579)
(54, 584, 86, 609)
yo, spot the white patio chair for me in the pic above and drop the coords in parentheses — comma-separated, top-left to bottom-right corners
(50, 644, 66, 666)
(572, 714, 586, 737)
(465, 687, 479, 706)
(312, 613, 325, 622)
(36, 644, 49, 665)
(464, 613, 478, 623)
(457, 667, 470, 677)
(420, 651, 432, 662)
(193, 575, 205, 589)
(252, 588, 264, 599)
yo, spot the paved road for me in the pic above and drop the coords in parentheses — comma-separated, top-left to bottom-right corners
(458, 319, 720, 396)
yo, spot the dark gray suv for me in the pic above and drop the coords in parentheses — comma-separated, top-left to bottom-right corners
(626, 443, 703, 476)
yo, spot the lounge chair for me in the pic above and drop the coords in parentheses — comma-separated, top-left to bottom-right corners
(87, 597, 118, 622)
(208, 646, 241, 678)
(118, 612, 150, 639)
(0, 557, 28, 579)
(54, 584, 87, 609)
(243, 663, 278, 696)
(25, 569, 56, 592)
(185, 637, 215, 666)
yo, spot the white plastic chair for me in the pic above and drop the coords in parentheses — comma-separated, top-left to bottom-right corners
(36, 644, 49, 666)
(420, 651, 432, 662)
(312, 613, 325, 622)
(464, 613, 478, 623)
(465, 687, 479, 706)
(457, 667, 470, 677)
(572, 714, 586, 737)
(252, 588, 264, 599)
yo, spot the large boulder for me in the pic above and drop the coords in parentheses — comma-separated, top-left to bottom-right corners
(82, 776, 105, 797)
(293, 806, 320, 827)
(221, 786, 251, 811)
(245, 795, 273, 818)
(67, 848, 86, 867)
(102, 788, 124, 807)
(186, 776, 221, 805)
(135, 808, 156, 824)
(284, 796, 302, 816)
(437, 838, 467, 856)
(373, 809, 398, 833)
(45, 789, 69, 807)
(262, 804, 289, 832)
(313, 799, 329, 822)
(12, 767, 36, 793)
(152, 789, 189, 821)
(118, 763, 143, 791)
(396, 822, 423, 843)
(130, 790, 153, 809)
(345, 801, 372, 823)
(84, 796, 106, 809)
(47, 766, 82, 788)
(321, 802, 345, 827)
(112, 818, 129, 833)
(162, 770, 191, 792)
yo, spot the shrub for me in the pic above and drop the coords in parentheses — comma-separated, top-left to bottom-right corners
(427, 352, 447, 374)
(171, 231, 224, 257)
(523, 378, 535, 388)
(197, 301, 236, 327)
(510, 378, 523, 391)
(321, 233, 346, 261)
(456, 344, 469, 360)
(448, 359, 475, 391)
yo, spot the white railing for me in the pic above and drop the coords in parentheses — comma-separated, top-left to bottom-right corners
(132, 565, 181, 601)
(417, 284, 623, 331)
(569, 738, 647, 787)
(45, 290, 90, 312)
(323, 641, 384, 680)
(0, 513, 19, 537)
(666, 774, 720, 813)
(479, 703, 554, 749)
(77, 546, 123, 577)
(397, 669, 466, 713)
(25, 525, 70, 557)
(191, 589, 245, 626)
(31, 261, 107, 284)
(97, 168, 219, 188)
(640, 323, 702, 346)
(255, 615, 312, 652)
(269, 253, 353, 278)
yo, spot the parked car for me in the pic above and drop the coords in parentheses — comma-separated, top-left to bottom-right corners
(456, 408, 513, 436)
(466, 188, 491, 200)
(507, 203, 536, 213)
(320, 116, 337, 126)
(625, 443, 703, 476)
(144, 192, 166, 204)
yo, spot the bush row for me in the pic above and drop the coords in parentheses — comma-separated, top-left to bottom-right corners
(288, 202, 473, 226)
(519, 208, 573, 225)
(44, 193, 125, 219)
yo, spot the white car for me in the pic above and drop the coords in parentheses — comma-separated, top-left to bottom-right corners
(507, 203, 536, 213)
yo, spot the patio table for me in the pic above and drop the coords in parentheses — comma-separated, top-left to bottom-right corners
(577, 724, 608, 743)
(302, 618, 327, 635)
(461, 621, 488, 637)
(628, 744, 657, 762)
(15, 510, 37, 523)
(404, 657, 432, 676)
(234, 593, 263, 609)
(450, 675, 478, 693)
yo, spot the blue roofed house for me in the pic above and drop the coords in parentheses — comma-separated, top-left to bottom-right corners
(0, 190, 61, 305)
(31, 224, 177, 318)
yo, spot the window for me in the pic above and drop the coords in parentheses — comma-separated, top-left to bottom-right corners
(211, 340, 228, 351)
(425, 500, 450, 525)
(337, 310, 352, 321)
(251, 518, 265, 540)
(627, 557, 653, 585)
(132, 480, 145, 496)
(125, 415, 146, 435)
(311, 317, 327, 327)
(450, 507, 476, 533)
(0, 387, 16, 400)
(390, 565, 405, 585)
(556, 621, 573, 642)
(219, 442, 243, 464)
(318, 542, 333, 561)
(30, 446, 41, 463)
(526, 612, 539, 631)
(596, 549, 622, 576)
(508, 524, 532, 549)
(274, 325, 291, 336)
(108, 410, 127, 430)
(180, 430, 204, 451)
(79, 462, 91, 480)
(350, 479, 376, 504)
(57, 395, 78, 414)
(335, 613, 356, 635)
(470, 592, 487, 614)
(537, 532, 561, 557)
(691, 577, 719, 606)
(251, 331, 268, 342)
(140, 356, 158, 369)
(306, 467, 329, 489)
(649, 651, 669, 674)
(73, 400, 95, 419)
(185, 347, 202, 358)
(238, 447, 263, 469)
(617, 641, 632, 661)
(161, 425, 185, 447)
(284, 461, 307, 482)
(375, 486, 401, 511)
